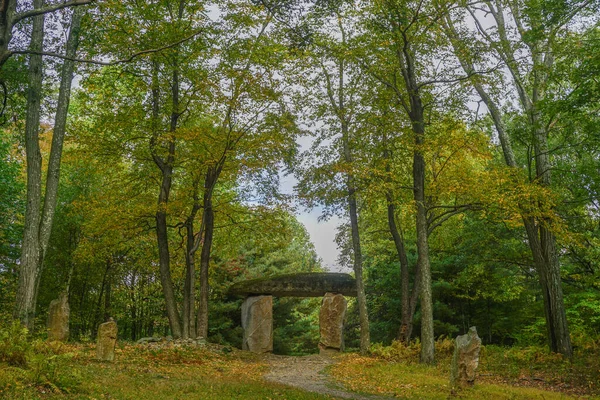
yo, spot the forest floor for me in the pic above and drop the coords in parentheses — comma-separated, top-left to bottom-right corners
(0, 340, 598, 399)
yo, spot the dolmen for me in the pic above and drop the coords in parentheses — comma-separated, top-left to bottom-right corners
(229, 272, 357, 354)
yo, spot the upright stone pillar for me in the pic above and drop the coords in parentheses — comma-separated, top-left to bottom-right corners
(319, 292, 347, 354)
(241, 295, 273, 353)
(450, 326, 482, 388)
(47, 291, 70, 342)
(96, 319, 118, 361)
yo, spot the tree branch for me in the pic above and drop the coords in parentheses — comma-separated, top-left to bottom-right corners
(11, 29, 203, 65)
(13, 0, 95, 24)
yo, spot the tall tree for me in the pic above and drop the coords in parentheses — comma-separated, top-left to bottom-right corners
(15, 2, 84, 328)
(441, 0, 598, 357)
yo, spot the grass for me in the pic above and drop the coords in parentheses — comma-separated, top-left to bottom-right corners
(1, 337, 599, 399)
(0, 342, 334, 399)
(328, 339, 600, 400)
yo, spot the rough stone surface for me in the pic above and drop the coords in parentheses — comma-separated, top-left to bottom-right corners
(450, 326, 482, 388)
(229, 273, 357, 298)
(242, 295, 273, 353)
(47, 292, 70, 342)
(319, 293, 347, 353)
(96, 320, 118, 361)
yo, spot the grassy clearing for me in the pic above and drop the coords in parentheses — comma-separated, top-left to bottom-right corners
(0, 343, 333, 400)
(329, 340, 600, 400)
(2, 336, 599, 399)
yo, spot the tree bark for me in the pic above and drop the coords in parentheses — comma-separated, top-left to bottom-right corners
(151, 61, 182, 338)
(0, 0, 16, 67)
(183, 184, 200, 339)
(341, 118, 370, 354)
(196, 167, 217, 339)
(401, 37, 435, 364)
(381, 141, 417, 343)
(39, 7, 82, 257)
(14, 0, 44, 329)
(14, 3, 83, 329)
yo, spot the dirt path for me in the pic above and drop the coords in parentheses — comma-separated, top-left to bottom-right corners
(263, 354, 394, 400)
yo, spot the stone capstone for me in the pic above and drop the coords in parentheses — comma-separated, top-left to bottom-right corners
(450, 326, 482, 388)
(96, 320, 118, 361)
(229, 273, 357, 298)
(241, 295, 273, 353)
(319, 293, 347, 353)
(47, 292, 70, 342)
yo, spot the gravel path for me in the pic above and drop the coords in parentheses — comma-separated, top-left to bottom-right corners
(263, 354, 395, 400)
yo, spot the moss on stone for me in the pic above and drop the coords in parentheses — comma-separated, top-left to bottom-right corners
(228, 272, 357, 298)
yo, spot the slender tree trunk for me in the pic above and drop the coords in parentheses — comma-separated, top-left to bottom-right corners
(151, 61, 182, 338)
(183, 176, 202, 339)
(14, 0, 44, 329)
(40, 7, 82, 257)
(400, 39, 435, 363)
(382, 142, 415, 343)
(196, 168, 216, 339)
(341, 119, 370, 354)
(529, 103, 572, 356)
(15, 5, 83, 328)
(386, 194, 412, 342)
(183, 199, 200, 339)
(413, 131, 434, 364)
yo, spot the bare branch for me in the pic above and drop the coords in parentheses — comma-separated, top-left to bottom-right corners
(11, 29, 203, 65)
(13, 0, 95, 24)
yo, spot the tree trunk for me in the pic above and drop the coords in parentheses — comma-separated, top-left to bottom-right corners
(15, 4, 83, 329)
(14, 0, 44, 329)
(151, 61, 182, 338)
(382, 142, 416, 344)
(528, 105, 572, 357)
(341, 118, 370, 354)
(401, 40, 435, 363)
(39, 7, 82, 257)
(196, 167, 217, 339)
(183, 198, 200, 339)
(0, 0, 16, 68)
(386, 195, 413, 343)
(444, 10, 572, 359)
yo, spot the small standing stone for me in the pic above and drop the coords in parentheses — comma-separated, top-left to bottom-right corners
(47, 292, 70, 342)
(450, 326, 482, 388)
(241, 295, 273, 353)
(96, 319, 118, 361)
(319, 292, 347, 354)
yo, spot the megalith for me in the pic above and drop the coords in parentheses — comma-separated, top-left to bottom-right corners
(319, 292, 347, 353)
(241, 295, 273, 353)
(47, 291, 70, 342)
(96, 319, 118, 361)
(450, 326, 482, 388)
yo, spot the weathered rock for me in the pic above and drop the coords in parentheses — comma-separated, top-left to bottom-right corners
(450, 326, 482, 388)
(241, 295, 273, 353)
(96, 319, 118, 361)
(47, 292, 70, 342)
(319, 293, 347, 354)
(229, 273, 357, 298)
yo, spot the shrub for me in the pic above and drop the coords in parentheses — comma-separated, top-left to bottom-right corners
(0, 321, 30, 367)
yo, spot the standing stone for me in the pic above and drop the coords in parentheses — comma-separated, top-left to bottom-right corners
(241, 295, 273, 353)
(47, 292, 70, 342)
(96, 319, 118, 361)
(319, 292, 347, 354)
(450, 326, 482, 388)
